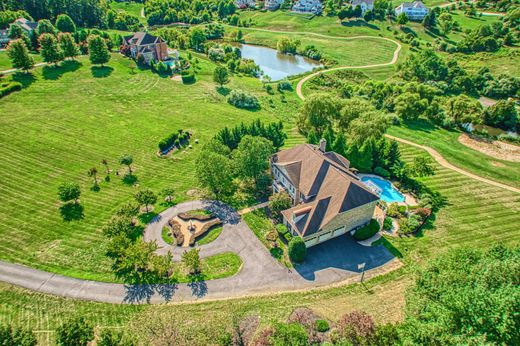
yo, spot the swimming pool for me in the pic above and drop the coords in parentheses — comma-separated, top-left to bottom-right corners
(360, 176, 405, 203)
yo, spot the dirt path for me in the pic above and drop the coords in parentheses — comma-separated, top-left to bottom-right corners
(385, 135, 520, 194)
(458, 133, 520, 163)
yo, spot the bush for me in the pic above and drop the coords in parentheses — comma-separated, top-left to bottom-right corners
(181, 69, 195, 84)
(265, 230, 278, 242)
(227, 89, 260, 110)
(383, 217, 393, 231)
(288, 236, 307, 262)
(398, 205, 407, 214)
(55, 317, 93, 346)
(284, 232, 293, 242)
(158, 132, 179, 151)
(353, 219, 380, 241)
(374, 166, 390, 178)
(276, 223, 288, 235)
(398, 214, 422, 235)
(386, 203, 401, 218)
(277, 79, 293, 92)
(315, 319, 330, 332)
(0, 81, 22, 98)
(0, 324, 37, 346)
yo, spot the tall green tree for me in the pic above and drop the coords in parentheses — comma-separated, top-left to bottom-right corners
(401, 245, 520, 345)
(182, 248, 201, 274)
(36, 19, 55, 36)
(57, 182, 81, 204)
(438, 12, 454, 35)
(58, 32, 79, 60)
(134, 189, 157, 213)
(6, 39, 34, 72)
(39, 33, 63, 65)
(55, 14, 76, 33)
(396, 12, 409, 26)
(87, 34, 110, 66)
(213, 65, 230, 87)
(196, 150, 235, 198)
(233, 135, 274, 185)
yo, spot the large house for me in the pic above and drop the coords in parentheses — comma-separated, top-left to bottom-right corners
(351, 0, 374, 15)
(395, 1, 429, 21)
(271, 140, 380, 248)
(12, 17, 38, 35)
(265, 0, 283, 11)
(292, 0, 323, 14)
(236, 0, 256, 8)
(122, 32, 169, 65)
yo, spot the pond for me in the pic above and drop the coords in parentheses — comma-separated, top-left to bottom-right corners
(237, 43, 322, 81)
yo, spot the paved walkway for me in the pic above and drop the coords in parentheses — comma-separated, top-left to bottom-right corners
(385, 135, 520, 194)
(0, 62, 47, 75)
(0, 201, 397, 304)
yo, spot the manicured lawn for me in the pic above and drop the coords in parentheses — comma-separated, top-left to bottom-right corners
(0, 53, 302, 281)
(196, 226, 223, 245)
(381, 143, 520, 264)
(243, 209, 292, 267)
(388, 120, 520, 189)
(236, 28, 399, 67)
(109, 1, 145, 23)
(162, 226, 174, 245)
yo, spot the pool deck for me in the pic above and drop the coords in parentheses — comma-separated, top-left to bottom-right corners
(359, 173, 416, 205)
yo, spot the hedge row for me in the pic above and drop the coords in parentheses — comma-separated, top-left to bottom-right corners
(181, 69, 195, 84)
(0, 82, 22, 98)
(158, 130, 190, 152)
(353, 219, 380, 241)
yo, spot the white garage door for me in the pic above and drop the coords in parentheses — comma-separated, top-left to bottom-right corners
(319, 231, 333, 242)
(332, 226, 346, 237)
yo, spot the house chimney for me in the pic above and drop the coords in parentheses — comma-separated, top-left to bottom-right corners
(319, 138, 327, 152)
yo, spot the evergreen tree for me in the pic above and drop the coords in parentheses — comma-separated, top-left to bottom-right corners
(396, 13, 409, 26)
(332, 132, 347, 156)
(422, 11, 436, 30)
(39, 33, 63, 65)
(55, 14, 76, 33)
(36, 19, 55, 36)
(58, 32, 79, 60)
(213, 65, 230, 87)
(6, 39, 34, 72)
(87, 35, 110, 66)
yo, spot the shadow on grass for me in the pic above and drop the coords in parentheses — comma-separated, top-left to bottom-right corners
(138, 211, 159, 224)
(374, 237, 403, 258)
(42, 60, 82, 80)
(91, 66, 113, 78)
(11, 72, 36, 89)
(216, 86, 230, 96)
(341, 19, 379, 30)
(400, 26, 417, 37)
(122, 174, 137, 185)
(60, 202, 84, 221)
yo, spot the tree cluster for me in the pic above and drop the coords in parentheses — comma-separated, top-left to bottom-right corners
(215, 119, 287, 150)
(145, 0, 237, 26)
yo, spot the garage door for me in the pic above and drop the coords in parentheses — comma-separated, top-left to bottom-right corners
(319, 231, 333, 242)
(332, 226, 346, 237)
(305, 237, 318, 247)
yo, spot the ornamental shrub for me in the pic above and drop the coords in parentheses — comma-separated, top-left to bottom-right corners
(353, 219, 380, 241)
(383, 217, 393, 231)
(158, 132, 179, 151)
(374, 166, 390, 178)
(288, 236, 307, 262)
(277, 79, 293, 92)
(0, 82, 22, 98)
(315, 319, 330, 332)
(227, 89, 260, 110)
(387, 203, 401, 218)
(181, 69, 195, 84)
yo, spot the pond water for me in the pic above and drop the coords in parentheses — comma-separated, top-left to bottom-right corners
(237, 43, 322, 81)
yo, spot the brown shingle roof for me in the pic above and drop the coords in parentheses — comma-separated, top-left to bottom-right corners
(275, 144, 378, 237)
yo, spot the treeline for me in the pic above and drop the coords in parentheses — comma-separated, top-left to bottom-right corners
(0, 0, 107, 27)
(145, 0, 237, 26)
(215, 119, 286, 150)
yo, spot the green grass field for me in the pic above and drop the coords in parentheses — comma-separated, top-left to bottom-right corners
(236, 28, 399, 67)
(0, 51, 42, 71)
(388, 120, 520, 189)
(0, 53, 302, 282)
(109, 1, 145, 23)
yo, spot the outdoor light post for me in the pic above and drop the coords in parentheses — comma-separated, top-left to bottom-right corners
(358, 262, 366, 283)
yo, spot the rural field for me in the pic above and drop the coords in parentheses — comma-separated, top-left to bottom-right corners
(0, 1, 519, 345)
(0, 53, 301, 282)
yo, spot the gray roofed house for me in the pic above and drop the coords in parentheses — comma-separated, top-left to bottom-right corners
(12, 18, 38, 34)
(122, 32, 169, 65)
(395, 1, 429, 21)
(271, 139, 380, 248)
(351, 0, 374, 15)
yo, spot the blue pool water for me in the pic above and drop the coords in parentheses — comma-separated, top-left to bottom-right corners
(361, 176, 405, 203)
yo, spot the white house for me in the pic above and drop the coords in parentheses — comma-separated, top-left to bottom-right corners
(351, 0, 374, 15)
(292, 0, 323, 14)
(236, 0, 256, 9)
(0, 30, 9, 47)
(265, 0, 283, 10)
(395, 1, 429, 21)
(271, 140, 380, 248)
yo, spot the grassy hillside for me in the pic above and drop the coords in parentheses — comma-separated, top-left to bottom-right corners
(0, 53, 301, 281)
(388, 120, 520, 189)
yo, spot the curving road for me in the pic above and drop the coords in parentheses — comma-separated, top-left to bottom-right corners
(0, 201, 397, 304)
(295, 35, 401, 100)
